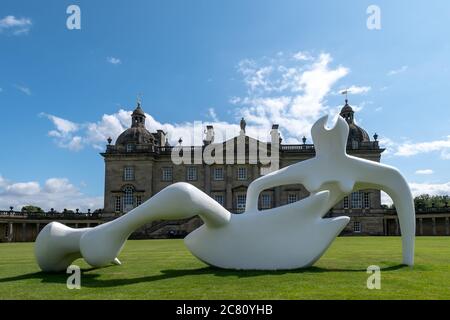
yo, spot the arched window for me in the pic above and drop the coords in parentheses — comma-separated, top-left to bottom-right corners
(123, 186, 134, 207)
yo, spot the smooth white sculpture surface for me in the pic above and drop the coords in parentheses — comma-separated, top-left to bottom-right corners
(35, 115, 415, 272)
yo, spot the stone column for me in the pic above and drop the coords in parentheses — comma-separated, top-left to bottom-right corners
(432, 217, 436, 235)
(8, 223, 13, 242)
(252, 165, 259, 181)
(275, 187, 281, 207)
(226, 184, 232, 210)
(226, 166, 233, 210)
(419, 218, 423, 236)
(204, 165, 211, 194)
(395, 218, 400, 236)
(22, 223, 26, 242)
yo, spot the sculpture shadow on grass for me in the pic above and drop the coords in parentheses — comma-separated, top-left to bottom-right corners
(0, 264, 408, 288)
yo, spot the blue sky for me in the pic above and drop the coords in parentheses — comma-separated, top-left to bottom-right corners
(1, 0, 450, 210)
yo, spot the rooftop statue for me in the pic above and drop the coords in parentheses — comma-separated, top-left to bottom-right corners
(35, 115, 415, 272)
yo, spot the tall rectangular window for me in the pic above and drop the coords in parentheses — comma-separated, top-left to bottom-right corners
(126, 144, 134, 152)
(261, 194, 272, 209)
(123, 186, 134, 207)
(187, 167, 198, 181)
(114, 196, 122, 213)
(351, 192, 362, 209)
(363, 192, 370, 209)
(343, 196, 349, 209)
(213, 194, 224, 206)
(213, 167, 224, 181)
(236, 194, 246, 213)
(353, 221, 362, 233)
(136, 196, 142, 206)
(162, 167, 173, 181)
(124, 167, 134, 181)
(287, 193, 298, 204)
(237, 167, 247, 181)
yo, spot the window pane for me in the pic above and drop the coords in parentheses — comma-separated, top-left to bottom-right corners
(343, 196, 349, 209)
(187, 167, 197, 181)
(287, 194, 298, 204)
(261, 194, 272, 209)
(162, 167, 173, 181)
(364, 192, 370, 209)
(236, 194, 246, 213)
(124, 187, 134, 206)
(351, 192, 362, 209)
(124, 167, 134, 181)
(353, 221, 361, 233)
(237, 167, 247, 180)
(214, 168, 224, 180)
(115, 196, 121, 212)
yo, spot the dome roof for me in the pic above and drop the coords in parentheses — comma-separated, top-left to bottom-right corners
(132, 105, 145, 116)
(348, 123, 370, 143)
(340, 104, 353, 114)
(340, 101, 370, 143)
(115, 127, 154, 146)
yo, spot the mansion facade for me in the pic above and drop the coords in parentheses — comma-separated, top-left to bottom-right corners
(102, 100, 387, 236)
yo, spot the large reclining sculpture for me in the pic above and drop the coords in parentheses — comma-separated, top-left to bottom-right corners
(35, 115, 415, 272)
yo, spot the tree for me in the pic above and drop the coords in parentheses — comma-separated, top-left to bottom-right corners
(414, 194, 450, 209)
(21, 205, 44, 213)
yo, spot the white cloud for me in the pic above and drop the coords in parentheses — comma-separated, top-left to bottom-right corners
(234, 52, 349, 141)
(394, 136, 450, 159)
(0, 175, 103, 211)
(40, 113, 84, 151)
(415, 169, 434, 175)
(292, 51, 313, 61)
(107, 57, 121, 65)
(43, 113, 79, 134)
(5, 182, 40, 196)
(15, 85, 31, 95)
(378, 135, 450, 160)
(388, 65, 408, 76)
(0, 15, 32, 35)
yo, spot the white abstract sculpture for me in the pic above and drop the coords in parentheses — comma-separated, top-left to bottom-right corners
(35, 115, 415, 272)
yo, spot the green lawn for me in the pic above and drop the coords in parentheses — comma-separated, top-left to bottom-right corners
(0, 237, 449, 299)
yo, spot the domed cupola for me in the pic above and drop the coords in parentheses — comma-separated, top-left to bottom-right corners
(339, 100, 370, 145)
(115, 100, 155, 147)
